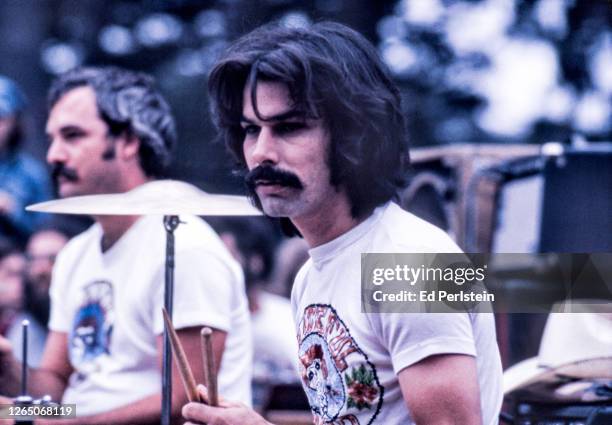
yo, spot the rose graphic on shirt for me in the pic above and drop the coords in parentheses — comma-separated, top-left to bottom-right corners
(345, 365, 378, 410)
(69, 280, 114, 377)
(297, 304, 383, 424)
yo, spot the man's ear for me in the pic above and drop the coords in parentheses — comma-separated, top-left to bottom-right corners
(117, 133, 141, 161)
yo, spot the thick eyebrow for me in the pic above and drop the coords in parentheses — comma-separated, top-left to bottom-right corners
(240, 109, 304, 124)
(59, 124, 86, 133)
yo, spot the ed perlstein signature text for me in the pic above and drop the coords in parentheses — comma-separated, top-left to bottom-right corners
(370, 264, 495, 303)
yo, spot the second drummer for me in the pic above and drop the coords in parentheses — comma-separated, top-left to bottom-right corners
(0, 66, 252, 424)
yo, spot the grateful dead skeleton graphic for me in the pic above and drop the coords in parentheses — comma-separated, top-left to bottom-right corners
(69, 280, 114, 378)
(297, 304, 383, 424)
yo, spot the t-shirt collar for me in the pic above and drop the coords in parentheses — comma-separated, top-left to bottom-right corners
(308, 202, 390, 268)
(97, 215, 154, 261)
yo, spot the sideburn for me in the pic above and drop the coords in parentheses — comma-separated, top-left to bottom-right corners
(101, 143, 116, 161)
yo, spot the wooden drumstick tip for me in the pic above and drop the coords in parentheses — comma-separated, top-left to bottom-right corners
(162, 308, 201, 403)
(200, 326, 218, 407)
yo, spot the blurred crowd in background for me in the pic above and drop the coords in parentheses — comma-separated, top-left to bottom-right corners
(0, 0, 610, 415)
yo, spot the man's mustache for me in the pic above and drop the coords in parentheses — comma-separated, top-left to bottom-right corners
(244, 165, 303, 191)
(51, 163, 79, 183)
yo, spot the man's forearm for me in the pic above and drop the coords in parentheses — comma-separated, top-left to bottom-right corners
(0, 367, 66, 401)
(28, 368, 68, 402)
(36, 393, 182, 425)
(0, 354, 21, 396)
(1, 332, 70, 401)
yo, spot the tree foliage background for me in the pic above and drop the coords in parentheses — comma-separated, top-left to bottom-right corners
(0, 0, 610, 193)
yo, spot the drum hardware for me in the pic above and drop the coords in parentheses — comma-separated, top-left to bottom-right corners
(13, 321, 56, 425)
(503, 357, 612, 424)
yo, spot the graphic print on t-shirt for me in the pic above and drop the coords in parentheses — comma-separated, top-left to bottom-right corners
(69, 280, 114, 378)
(297, 304, 383, 424)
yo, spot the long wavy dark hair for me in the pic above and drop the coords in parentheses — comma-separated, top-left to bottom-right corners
(209, 22, 409, 223)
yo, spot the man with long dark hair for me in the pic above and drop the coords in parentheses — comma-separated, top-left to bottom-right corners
(184, 22, 502, 425)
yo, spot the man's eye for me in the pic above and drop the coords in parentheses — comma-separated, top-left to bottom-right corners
(242, 125, 259, 136)
(63, 131, 84, 141)
(275, 122, 305, 135)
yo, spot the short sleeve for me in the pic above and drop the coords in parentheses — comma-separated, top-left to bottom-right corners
(369, 312, 477, 375)
(151, 248, 241, 335)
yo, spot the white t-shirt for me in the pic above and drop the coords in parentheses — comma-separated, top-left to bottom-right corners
(49, 215, 252, 415)
(252, 291, 300, 382)
(291, 202, 503, 425)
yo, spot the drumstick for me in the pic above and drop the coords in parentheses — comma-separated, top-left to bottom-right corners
(161, 308, 201, 403)
(200, 327, 218, 406)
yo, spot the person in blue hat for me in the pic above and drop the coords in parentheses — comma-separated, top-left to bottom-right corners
(0, 75, 52, 245)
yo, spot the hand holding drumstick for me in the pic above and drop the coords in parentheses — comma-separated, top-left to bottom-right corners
(183, 385, 271, 425)
(163, 308, 271, 424)
(162, 308, 217, 404)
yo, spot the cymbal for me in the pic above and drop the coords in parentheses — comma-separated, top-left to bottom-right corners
(26, 180, 262, 216)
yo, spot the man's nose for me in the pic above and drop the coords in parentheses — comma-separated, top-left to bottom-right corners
(249, 128, 279, 165)
(46, 139, 67, 165)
